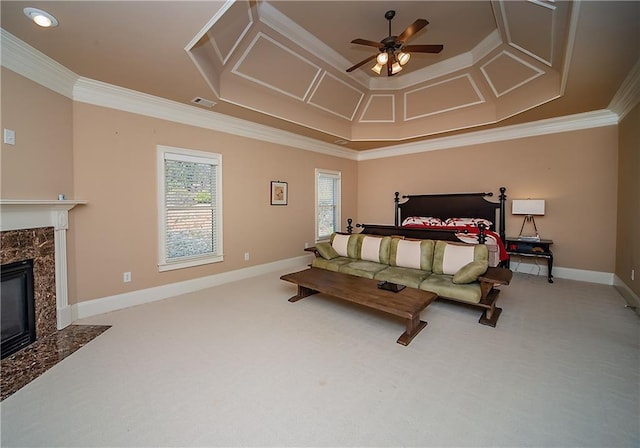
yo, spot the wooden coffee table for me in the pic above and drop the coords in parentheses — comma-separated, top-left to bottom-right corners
(280, 268, 437, 346)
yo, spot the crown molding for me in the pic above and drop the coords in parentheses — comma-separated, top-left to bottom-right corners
(0, 28, 78, 98)
(74, 77, 358, 160)
(1, 27, 625, 163)
(608, 59, 640, 120)
(357, 109, 619, 161)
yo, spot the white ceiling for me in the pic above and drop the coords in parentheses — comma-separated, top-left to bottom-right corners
(1, 1, 638, 150)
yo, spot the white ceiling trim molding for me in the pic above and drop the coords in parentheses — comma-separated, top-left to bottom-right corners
(72, 77, 357, 160)
(359, 95, 396, 123)
(257, 1, 369, 87)
(231, 32, 322, 102)
(212, 2, 254, 65)
(0, 28, 78, 99)
(608, 59, 640, 120)
(2, 28, 626, 163)
(480, 50, 546, 98)
(500, 0, 556, 67)
(307, 72, 365, 121)
(357, 110, 619, 161)
(403, 74, 485, 121)
(184, 0, 236, 51)
(368, 30, 503, 91)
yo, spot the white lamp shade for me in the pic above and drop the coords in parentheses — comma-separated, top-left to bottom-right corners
(512, 199, 545, 215)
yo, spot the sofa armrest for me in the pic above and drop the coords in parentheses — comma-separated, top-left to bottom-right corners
(304, 246, 320, 257)
(478, 266, 512, 286)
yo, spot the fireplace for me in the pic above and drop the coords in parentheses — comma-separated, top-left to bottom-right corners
(1, 259, 36, 359)
(0, 199, 86, 339)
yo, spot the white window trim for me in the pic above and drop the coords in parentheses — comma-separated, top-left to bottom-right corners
(315, 168, 342, 242)
(157, 145, 223, 272)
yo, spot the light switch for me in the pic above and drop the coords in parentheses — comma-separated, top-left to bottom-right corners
(4, 129, 16, 145)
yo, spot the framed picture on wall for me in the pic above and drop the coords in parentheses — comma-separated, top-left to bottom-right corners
(270, 181, 288, 206)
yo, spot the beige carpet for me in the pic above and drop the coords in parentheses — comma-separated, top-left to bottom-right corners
(1, 268, 638, 447)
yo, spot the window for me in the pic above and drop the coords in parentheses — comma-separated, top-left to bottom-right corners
(315, 169, 341, 241)
(157, 145, 222, 271)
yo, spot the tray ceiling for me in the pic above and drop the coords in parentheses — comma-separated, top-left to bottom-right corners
(1, 1, 638, 150)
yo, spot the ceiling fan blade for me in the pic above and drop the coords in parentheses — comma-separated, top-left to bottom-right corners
(403, 44, 444, 53)
(397, 19, 428, 43)
(346, 54, 378, 72)
(351, 38, 383, 48)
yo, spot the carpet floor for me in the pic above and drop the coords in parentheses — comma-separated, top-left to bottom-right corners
(1, 268, 638, 447)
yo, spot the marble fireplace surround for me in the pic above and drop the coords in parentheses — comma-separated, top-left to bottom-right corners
(0, 200, 86, 333)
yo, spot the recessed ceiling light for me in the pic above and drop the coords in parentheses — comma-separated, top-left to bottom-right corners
(23, 7, 58, 28)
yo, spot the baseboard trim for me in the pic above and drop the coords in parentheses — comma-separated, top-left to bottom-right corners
(72, 255, 313, 321)
(509, 260, 614, 285)
(613, 275, 640, 316)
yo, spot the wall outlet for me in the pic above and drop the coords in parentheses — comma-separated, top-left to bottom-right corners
(123, 271, 131, 283)
(3, 129, 16, 145)
(244, 252, 250, 261)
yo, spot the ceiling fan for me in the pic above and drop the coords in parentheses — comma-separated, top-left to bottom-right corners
(346, 10, 443, 76)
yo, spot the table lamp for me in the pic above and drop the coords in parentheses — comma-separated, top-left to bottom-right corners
(512, 199, 545, 241)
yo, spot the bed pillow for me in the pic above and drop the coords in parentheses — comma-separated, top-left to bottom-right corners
(452, 260, 489, 284)
(401, 216, 444, 227)
(315, 242, 340, 260)
(444, 217, 493, 228)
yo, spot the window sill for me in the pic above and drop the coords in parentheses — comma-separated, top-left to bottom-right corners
(158, 254, 223, 272)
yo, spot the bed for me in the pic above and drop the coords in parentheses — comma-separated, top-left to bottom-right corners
(347, 187, 508, 267)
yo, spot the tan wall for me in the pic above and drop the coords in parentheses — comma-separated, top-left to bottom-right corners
(0, 68, 74, 198)
(615, 103, 640, 296)
(70, 103, 357, 303)
(357, 127, 619, 273)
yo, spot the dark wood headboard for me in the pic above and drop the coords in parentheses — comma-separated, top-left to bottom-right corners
(394, 187, 507, 241)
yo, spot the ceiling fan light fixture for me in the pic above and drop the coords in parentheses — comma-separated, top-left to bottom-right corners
(391, 62, 403, 75)
(376, 52, 389, 65)
(397, 51, 410, 66)
(23, 7, 58, 27)
(371, 63, 383, 75)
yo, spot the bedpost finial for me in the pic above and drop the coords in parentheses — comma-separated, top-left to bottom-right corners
(347, 218, 353, 234)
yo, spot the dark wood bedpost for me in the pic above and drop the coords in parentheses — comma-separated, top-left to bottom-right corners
(394, 192, 400, 226)
(478, 223, 487, 244)
(347, 218, 353, 234)
(499, 187, 507, 242)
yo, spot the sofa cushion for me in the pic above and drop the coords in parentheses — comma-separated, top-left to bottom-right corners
(419, 275, 482, 304)
(453, 260, 489, 284)
(389, 238, 435, 272)
(360, 236, 391, 264)
(331, 233, 350, 257)
(311, 257, 352, 272)
(432, 241, 488, 275)
(315, 242, 340, 260)
(339, 260, 388, 279)
(374, 266, 430, 289)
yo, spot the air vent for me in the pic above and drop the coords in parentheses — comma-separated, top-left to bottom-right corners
(191, 97, 216, 108)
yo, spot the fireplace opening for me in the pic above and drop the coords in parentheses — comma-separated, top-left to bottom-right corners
(1, 259, 36, 359)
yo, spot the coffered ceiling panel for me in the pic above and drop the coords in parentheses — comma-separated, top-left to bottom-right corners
(481, 51, 545, 97)
(232, 33, 321, 101)
(360, 95, 395, 123)
(307, 73, 364, 121)
(207, 0, 253, 65)
(405, 75, 485, 120)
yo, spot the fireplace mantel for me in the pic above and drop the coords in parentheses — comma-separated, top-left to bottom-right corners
(1, 199, 87, 329)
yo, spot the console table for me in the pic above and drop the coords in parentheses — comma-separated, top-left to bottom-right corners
(505, 237, 554, 283)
